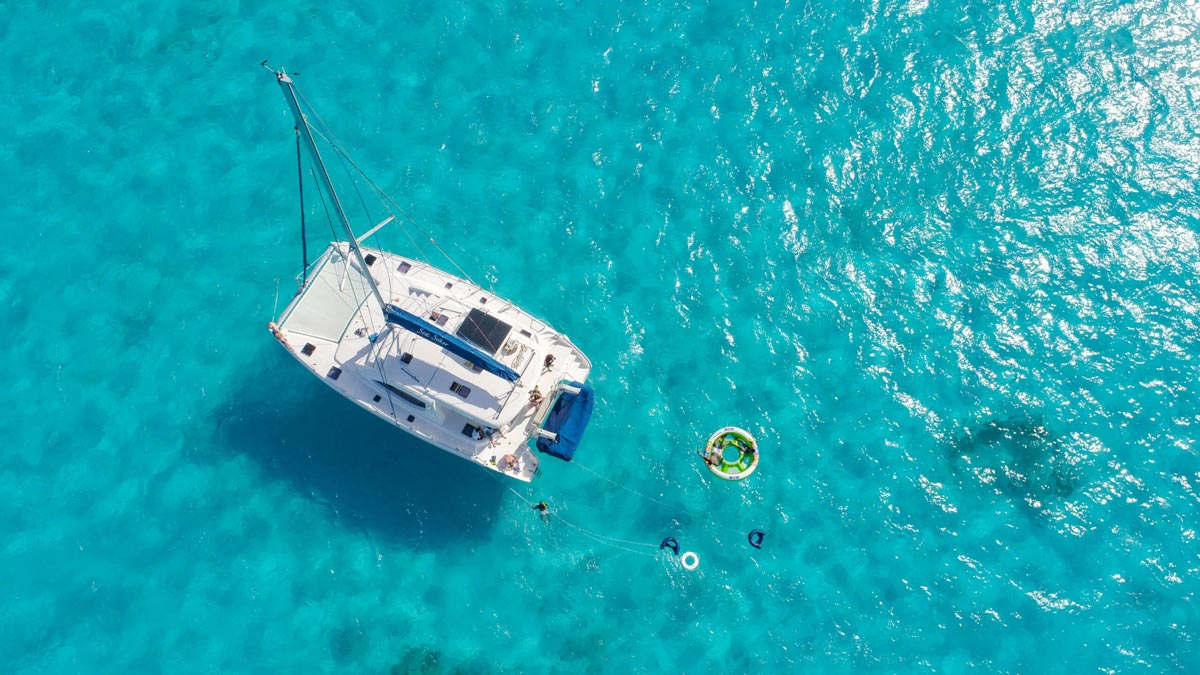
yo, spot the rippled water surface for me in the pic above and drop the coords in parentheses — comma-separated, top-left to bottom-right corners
(2, 1, 1199, 672)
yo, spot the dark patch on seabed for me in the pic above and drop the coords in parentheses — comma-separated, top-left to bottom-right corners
(949, 414, 1079, 503)
(211, 347, 506, 547)
(388, 644, 481, 675)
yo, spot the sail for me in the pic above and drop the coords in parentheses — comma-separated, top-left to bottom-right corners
(383, 304, 520, 382)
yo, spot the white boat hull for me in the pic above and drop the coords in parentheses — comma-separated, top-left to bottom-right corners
(270, 242, 592, 482)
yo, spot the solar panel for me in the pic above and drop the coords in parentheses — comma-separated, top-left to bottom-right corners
(455, 308, 512, 355)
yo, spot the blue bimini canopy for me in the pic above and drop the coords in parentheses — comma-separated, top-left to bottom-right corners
(536, 381, 594, 461)
(383, 304, 520, 382)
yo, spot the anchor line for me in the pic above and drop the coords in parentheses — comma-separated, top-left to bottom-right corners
(485, 473, 661, 556)
(570, 461, 759, 542)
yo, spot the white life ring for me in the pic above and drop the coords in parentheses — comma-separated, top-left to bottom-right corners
(680, 551, 700, 571)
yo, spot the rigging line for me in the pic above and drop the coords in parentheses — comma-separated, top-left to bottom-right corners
(388, 214, 435, 280)
(325, 126, 379, 241)
(289, 85, 449, 461)
(306, 124, 479, 287)
(301, 119, 362, 202)
(294, 87, 347, 162)
(370, 331, 401, 422)
(305, 124, 437, 266)
(362, 161, 479, 285)
(290, 86, 345, 264)
(374, 253, 396, 338)
(303, 150, 398, 411)
(291, 85, 477, 285)
(304, 155, 388, 398)
(302, 158, 388, 343)
(295, 129, 309, 284)
(297, 123, 341, 244)
(307, 164, 340, 243)
(322, 232, 398, 415)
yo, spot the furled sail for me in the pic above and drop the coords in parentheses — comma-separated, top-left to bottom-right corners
(383, 304, 520, 382)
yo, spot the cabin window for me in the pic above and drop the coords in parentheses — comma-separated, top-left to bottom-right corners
(400, 352, 413, 364)
(327, 367, 342, 380)
(364, 254, 377, 266)
(398, 261, 411, 273)
(449, 382, 472, 398)
(375, 380, 427, 408)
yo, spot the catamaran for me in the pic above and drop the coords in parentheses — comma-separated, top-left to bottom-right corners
(265, 67, 593, 482)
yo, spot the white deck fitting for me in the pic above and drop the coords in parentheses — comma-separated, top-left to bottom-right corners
(272, 242, 591, 482)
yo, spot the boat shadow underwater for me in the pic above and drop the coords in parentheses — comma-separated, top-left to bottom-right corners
(213, 348, 507, 548)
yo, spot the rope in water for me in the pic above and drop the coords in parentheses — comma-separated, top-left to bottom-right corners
(572, 461, 668, 508)
(553, 518, 659, 557)
(485, 473, 661, 557)
(488, 460, 766, 563)
(502, 484, 657, 550)
(570, 461, 757, 543)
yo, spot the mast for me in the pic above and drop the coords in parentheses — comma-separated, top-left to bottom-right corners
(274, 69, 387, 308)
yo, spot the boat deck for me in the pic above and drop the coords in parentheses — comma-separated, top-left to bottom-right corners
(271, 242, 592, 482)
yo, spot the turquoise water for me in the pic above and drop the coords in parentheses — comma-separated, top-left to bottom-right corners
(4, 0, 1199, 672)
